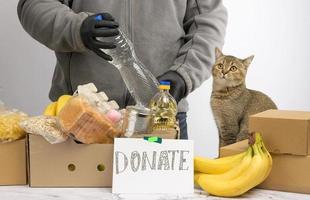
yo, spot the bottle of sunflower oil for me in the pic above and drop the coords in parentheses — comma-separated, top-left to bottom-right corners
(149, 81, 177, 131)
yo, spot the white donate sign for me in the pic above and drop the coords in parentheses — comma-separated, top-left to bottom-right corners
(112, 138, 194, 194)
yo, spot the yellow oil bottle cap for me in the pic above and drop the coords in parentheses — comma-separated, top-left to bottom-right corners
(159, 81, 170, 90)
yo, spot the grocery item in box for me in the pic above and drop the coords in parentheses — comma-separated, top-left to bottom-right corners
(20, 116, 67, 144)
(58, 96, 123, 144)
(75, 83, 122, 124)
(0, 102, 27, 143)
(43, 95, 72, 116)
(149, 81, 177, 131)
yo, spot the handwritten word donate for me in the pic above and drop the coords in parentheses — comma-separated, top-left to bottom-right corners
(115, 150, 190, 174)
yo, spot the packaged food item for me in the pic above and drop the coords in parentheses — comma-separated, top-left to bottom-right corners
(0, 102, 27, 143)
(55, 95, 72, 115)
(149, 81, 177, 131)
(43, 102, 57, 116)
(75, 83, 122, 125)
(57, 96, 123, 144)
(106, 109, 122, 124)
(122, 106, 152, 137)
(43, 95, 72, 116)
(20, 116, 67, 144)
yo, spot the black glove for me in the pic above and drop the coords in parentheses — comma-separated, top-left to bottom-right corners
(80, 13, 119, 61)
(157, 71, 187, 103)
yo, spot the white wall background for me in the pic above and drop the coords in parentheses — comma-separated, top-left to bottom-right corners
(1, 0, 310, 157)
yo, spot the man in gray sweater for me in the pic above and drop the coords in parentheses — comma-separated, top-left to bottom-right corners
(17, 0, 227, 139)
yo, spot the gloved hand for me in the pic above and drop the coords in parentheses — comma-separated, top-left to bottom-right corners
(157, 71, 187, 103)
(80, 13, 119, 61)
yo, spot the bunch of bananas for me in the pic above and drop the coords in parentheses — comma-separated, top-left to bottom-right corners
(43, 95, 72, 116)
(194, 132, 272, 197)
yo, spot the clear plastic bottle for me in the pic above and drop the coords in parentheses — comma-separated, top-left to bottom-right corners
(98, 30, 159, 109)
(149, 81, 177, 131)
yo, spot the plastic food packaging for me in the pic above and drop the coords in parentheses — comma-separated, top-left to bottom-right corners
(20, 116, 68, 144)
(57, 95, 123, 144)
(0, 101, 27, 143)
(75, 83, 122, 125)
(98, 30, 159, 108)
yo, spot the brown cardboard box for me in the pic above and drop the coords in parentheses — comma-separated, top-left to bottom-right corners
(249, 110, 310, 156)
(0, 138, 27, 185)
(220, 140, 310, 194)
(28, 129, 179, 187)
(28, 134, 114, 187)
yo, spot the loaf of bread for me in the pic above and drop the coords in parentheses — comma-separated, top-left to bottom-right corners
(57, 96, 122, 144)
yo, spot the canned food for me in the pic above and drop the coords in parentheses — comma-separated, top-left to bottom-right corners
(122, 106, 152, 137)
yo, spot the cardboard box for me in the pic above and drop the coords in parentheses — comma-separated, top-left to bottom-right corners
(249, 110, 310, 156)
(28, 129, 179, 187)
(220, 140, 310, 194)
(0, 138, 27, 185)
(28, 134, 113, 187)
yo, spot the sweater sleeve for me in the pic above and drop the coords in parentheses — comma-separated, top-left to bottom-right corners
(17, 0, 89, 52)
(169, 0, 228, 95)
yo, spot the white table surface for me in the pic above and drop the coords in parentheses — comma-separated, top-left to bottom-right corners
(0, 186, 309, 200)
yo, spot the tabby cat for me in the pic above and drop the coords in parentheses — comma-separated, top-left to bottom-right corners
(211, 48, 277, 147)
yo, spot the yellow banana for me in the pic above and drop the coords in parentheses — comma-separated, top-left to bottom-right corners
(43, 102, 57, 116)
(194, 172, 204, 187)
(56, 95, 72, 115)
(255, 134, 273, 184)
(201, 147, 253, 181)
(197, 134, 270, 197)
(194, 151, 246, 174)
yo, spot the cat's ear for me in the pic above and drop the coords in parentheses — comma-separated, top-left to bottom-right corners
(215, 47, 224, 59)
(242, 55, 254, 69)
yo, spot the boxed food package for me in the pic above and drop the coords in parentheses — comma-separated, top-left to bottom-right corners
(220, 140, 310, 194)
(0, 138, 27, 185)
(249, 110, 310, 155)
(28, 129, 179, 187)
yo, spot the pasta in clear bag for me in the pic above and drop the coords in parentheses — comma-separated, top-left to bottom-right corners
(0, 101, 27, 143)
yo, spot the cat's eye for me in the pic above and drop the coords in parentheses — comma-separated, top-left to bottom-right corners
(230, 66, 237, 71)
(217, 64, 223, 69)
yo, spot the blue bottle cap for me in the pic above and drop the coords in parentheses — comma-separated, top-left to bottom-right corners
(159, 81, 171, 86)
(95, 15, 103, 21)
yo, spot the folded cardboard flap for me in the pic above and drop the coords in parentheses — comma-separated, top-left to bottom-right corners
(220, 139, 248, 157)
(220, 140, 310, 194)
(0, 138, 27, 185)
(249, 110, 310, 156)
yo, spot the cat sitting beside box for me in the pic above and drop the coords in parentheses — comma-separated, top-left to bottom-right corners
(211, 48, 277, 147)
